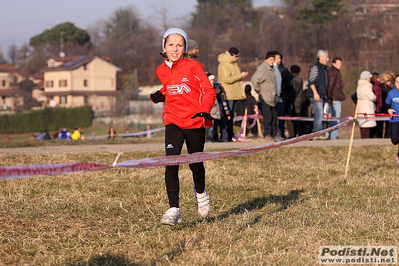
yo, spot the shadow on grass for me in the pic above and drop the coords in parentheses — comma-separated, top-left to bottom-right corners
(218, 189, 304, 219)
(64, 240, 186, 266)
(181, 189, 305, 229)
(65, 253, 140, 266)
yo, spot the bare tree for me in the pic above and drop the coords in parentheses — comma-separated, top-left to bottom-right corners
(7, 44, 18, 64)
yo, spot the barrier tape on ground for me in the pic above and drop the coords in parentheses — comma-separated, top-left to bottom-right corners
(86, 127, 165, 140)
(0, 118, 355, 180)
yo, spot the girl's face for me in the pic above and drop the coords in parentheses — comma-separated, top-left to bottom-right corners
(164, 34, 185, 62)
(395, 77, 399, 89)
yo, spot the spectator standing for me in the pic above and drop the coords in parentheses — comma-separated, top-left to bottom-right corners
(217, 47, 248, 141)
(274, 51, 294, 139)
(306, 50, 330, 139)
(290, 65, 304, 137)
(211, 81, 230, 142)
(385, 74, 399, 164)
(357, 71, 376, 138)
(235, 84, 258, 137)
(380, 71, 396, 138)
(328, 57, 346, 140)
(151, 28, 216, 225)
(370, 72, 383, 138)
(251, 51, 278, 140)
(187, 39, 199, 59)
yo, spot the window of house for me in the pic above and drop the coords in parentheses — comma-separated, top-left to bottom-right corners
(83, 79, 89, 87)
(83, 64, 88, 70)
(61, 96, 67, 104)
(59, 80, 67, 87)
(1, 80, 5, 87)
(45, 80, 54, 88)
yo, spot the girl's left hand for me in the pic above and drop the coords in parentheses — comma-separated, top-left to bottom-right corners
(191, 112, 214, 120)
(388, 109, 396, 115)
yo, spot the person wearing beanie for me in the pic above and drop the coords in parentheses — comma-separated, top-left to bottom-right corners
(151, 28, 216, 226)
(356, 70, 376, 138)
(187, 39, 199, 59)
(251, 50, 279, 140)
(217, 46, 248, 141)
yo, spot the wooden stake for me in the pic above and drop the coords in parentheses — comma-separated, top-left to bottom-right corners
(243, 108, 247, 139)
(345, 102, 359, 177)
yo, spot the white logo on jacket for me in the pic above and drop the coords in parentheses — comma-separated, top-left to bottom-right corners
(167, 84, 191, 95)
(181, 77, 189, 82)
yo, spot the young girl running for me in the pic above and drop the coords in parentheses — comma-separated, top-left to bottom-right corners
(150, 28, 216, 225)
(386, 74, 399, 164)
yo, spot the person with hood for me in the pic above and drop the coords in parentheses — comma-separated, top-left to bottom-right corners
(217, 47, 248, 141)
(357, 71, 376, 138)
(150, 28, 216, 226)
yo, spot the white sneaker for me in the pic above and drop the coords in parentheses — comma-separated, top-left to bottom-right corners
(194, 188, 211, 218)
(160, 207, 182, 226)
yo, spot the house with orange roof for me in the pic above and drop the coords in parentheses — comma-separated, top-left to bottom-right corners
(41, 55, 122, 113)
(0, 60, 28, 110)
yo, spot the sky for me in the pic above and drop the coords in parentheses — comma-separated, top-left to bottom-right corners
(0, 0, 274, 59)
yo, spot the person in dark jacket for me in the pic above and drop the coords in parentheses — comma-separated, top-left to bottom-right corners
(328, 57, 345, 139)
(290, 65, 304, 137)
(380, 71, 395, 138)
(306, 49, 329, 139)
(235, 84, 258, 137)
(274, 51, 294, 140)
(370, 72, 383, 138)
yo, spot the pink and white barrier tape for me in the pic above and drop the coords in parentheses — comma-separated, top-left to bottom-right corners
(0, 119, 355, 180)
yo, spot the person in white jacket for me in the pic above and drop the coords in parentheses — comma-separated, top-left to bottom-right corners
(357, 71, 377, 138)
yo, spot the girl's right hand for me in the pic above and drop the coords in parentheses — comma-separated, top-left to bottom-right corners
(388, 108, 396, 115)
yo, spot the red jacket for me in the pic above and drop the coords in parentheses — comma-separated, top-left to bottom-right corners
(156, 57, 216, 129)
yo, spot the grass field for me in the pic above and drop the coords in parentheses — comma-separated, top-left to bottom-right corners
(1, 142, 398, 265)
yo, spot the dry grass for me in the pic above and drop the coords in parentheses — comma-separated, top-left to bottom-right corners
(0, 145, 398, 265)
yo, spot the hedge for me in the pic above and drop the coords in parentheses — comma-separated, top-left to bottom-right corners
(0, 106, 93, 133)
